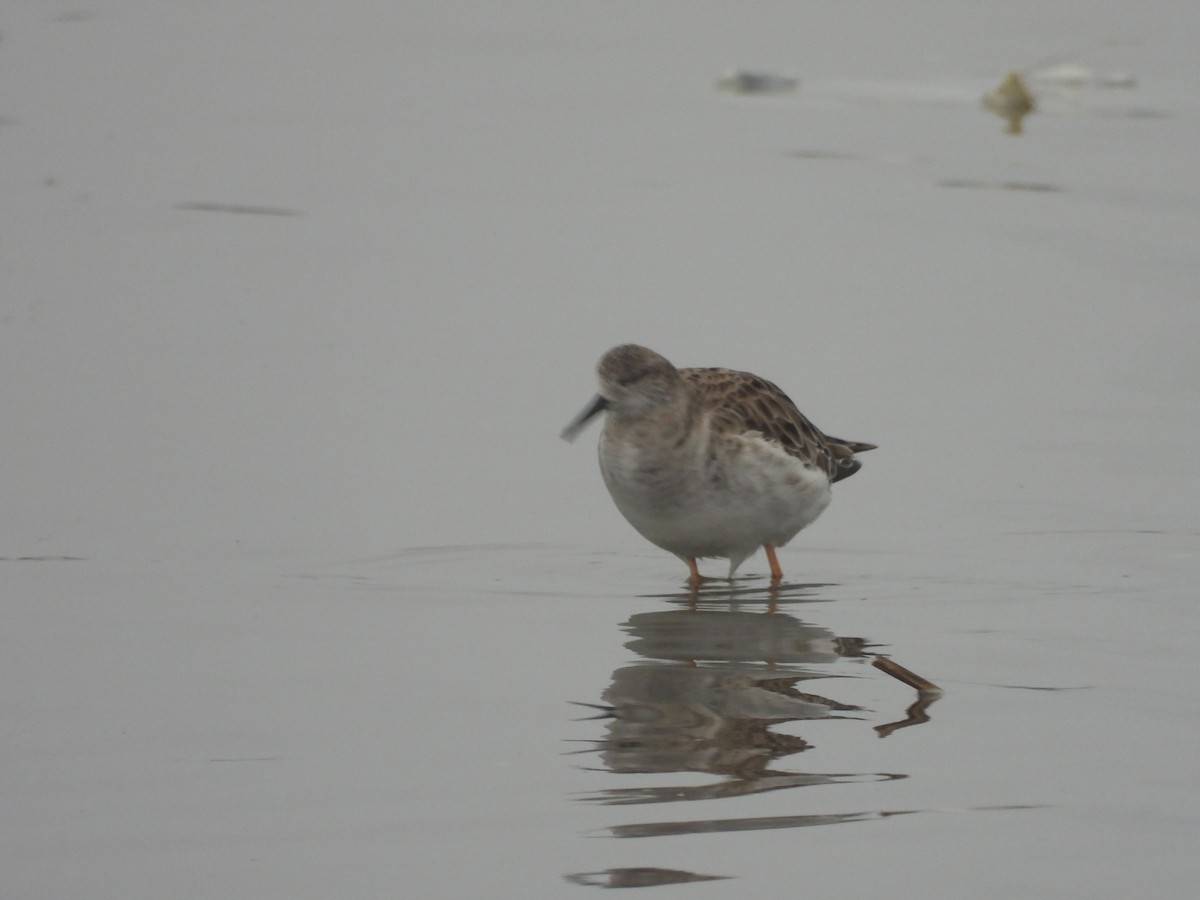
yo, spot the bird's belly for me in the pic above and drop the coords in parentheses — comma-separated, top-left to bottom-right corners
(599, 433, 831, 560)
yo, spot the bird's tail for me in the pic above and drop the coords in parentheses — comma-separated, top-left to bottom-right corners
(826, 437, 877, 483)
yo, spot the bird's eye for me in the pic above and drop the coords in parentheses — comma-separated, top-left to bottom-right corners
(618, 366, 648, 386)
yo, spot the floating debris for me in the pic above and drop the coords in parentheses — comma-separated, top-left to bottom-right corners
(982, 71, 1036, 134)
(716, 68, 799, 95)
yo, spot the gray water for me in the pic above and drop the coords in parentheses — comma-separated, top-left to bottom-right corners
(3, 2, 1198, 897)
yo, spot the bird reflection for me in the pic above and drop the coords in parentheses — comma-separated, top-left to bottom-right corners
(623, 606, 863, 665)
(875, 694, 940, 737)
(578, 608, 901, 806)
(564, 867, 729, 888)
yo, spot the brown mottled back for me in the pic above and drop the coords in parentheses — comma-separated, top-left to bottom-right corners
(679, 368, 875, 482)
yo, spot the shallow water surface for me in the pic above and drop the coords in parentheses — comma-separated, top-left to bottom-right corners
(3, 536, 1198, 896)
(301, 540, 1199, 896)
(3, 1, 1199, 897)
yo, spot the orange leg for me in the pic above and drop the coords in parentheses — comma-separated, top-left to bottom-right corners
(685, 557, 701, 589)
(764, 545, 783, 583)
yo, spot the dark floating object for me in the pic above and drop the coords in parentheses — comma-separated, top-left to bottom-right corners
(716, 69, 799, 95)
(174, 201, 301, 217)
(982, 71, 1036, 134)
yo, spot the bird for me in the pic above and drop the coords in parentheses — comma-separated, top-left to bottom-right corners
(562, 344, 874, 586)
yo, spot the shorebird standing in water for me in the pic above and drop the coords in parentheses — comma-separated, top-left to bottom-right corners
(562, 344, 875, 587)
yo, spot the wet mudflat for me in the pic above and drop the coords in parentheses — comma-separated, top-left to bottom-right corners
(3, 2, 1199, 897)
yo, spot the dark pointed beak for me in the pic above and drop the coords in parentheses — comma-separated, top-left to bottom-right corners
(560, 395, 610, 442)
